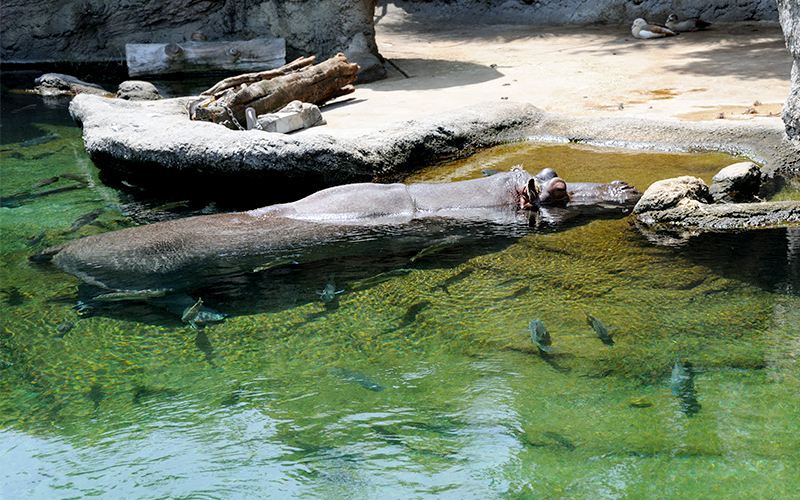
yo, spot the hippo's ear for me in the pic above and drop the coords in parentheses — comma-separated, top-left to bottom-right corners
(528, 178, 540, 198)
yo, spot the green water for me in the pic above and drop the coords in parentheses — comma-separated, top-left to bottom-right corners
(2, 90, 800, 499)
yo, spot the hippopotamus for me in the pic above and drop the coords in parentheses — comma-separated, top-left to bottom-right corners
(32, 168, 640, 301)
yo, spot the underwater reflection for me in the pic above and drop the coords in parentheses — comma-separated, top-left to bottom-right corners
(669, 359, 702, 417)
(641, 226, 800, 296)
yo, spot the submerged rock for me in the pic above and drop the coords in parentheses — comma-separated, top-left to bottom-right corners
(33, 73, 113, 97)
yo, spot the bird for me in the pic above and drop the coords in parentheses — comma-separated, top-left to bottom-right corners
(631, 18, 678, 39)
(665, 13, 711, 32)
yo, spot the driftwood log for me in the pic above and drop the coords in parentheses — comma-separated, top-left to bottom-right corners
(126, 39, 286, 78)
(190, 53, 360, 129)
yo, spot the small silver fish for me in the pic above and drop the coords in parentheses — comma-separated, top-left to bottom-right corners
(528, 319, 553, 352)
(583, 310, 614, 345)
(410, 235, 464, 262)
(20, 133, 58, 148)
(181, 297, 204, 329)
(144, 200, 190, 213)
(70, 208, 104, 229)
(253, 254, 300, 272)
(94, 289, 168, 302)
(31, 176, 60, 189)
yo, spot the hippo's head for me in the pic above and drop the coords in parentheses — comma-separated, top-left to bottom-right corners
(535, 168, 569, 205)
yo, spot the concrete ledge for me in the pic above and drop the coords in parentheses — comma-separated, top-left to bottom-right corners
(69, 94, 545, 204)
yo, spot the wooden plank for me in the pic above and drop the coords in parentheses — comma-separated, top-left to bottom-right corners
(125, 38, 286, 77)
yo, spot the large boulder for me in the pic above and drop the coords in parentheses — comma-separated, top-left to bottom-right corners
(779, 0, 800, 142)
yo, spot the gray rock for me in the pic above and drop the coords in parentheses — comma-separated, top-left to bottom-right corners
(246, 101, 326, 133)
(116, 81, 161, 101)
(633, 168, 800, 233)
(708, 161, 762, 202)
(33, 73, 112, 97)
(633, 176, 713, 214)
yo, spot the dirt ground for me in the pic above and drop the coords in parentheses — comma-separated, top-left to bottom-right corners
(317, 5, 791, 138)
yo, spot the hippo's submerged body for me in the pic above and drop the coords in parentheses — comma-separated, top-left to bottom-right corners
(33, 168, 641, 296)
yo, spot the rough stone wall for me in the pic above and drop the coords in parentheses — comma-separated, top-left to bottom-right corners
(779, 0, 800, 142)
(385, 0, 779, 24)
(0, 0, 379, 65)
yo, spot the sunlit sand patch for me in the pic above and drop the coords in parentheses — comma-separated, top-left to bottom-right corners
(676, 102, 783, 121)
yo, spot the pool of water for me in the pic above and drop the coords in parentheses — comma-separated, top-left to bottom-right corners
(1, 88, 799, 499)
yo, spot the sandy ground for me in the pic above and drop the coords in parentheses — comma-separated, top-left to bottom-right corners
(315, 5, 791, 137)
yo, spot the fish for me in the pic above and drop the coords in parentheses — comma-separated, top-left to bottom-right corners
(0, 184, 88, 208)
(11, 103, 37, 114)
(87, 383, 105, 409)
(69, 208, 104, 230)
(541, 431, 577, 451)
(54, 320, 76, 338)
(347, 268, 413, 290)
(317, 276, 344, 303)
(583, 310, 615, 345)
(498, 285, 530, 300)
(330, 367, 386, 392)
(19, 133, 59, 148)
(132, 384, 179, 405)
(143, 200, 191, 213)
(58, 173, 89, 184)
(194, 329, 216, 365)
(181, 297, 204, 329)
(25, 233, 46, 249)
(94, 289, 168, 302)
(1, 286, 26, 306)
(528, 319, 553, 352)
(669, 358, 702, 416)
(386, 300, 432, 333)
(410, 235, 465, 262)
(252, 254, 300, 272)
(430, 267, 474, 294)
(31, 176, 61, 189)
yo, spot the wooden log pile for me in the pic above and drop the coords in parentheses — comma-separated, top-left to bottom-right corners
(190, 54, 360, 130)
